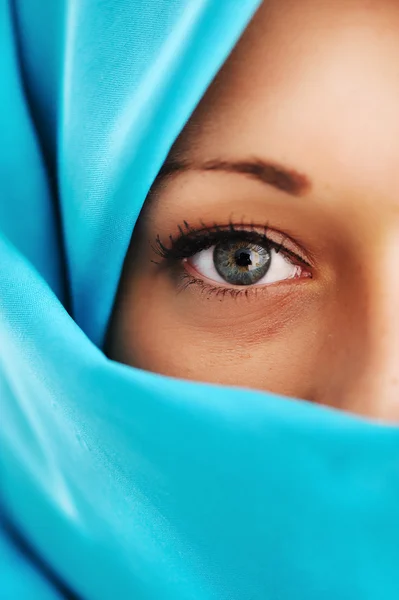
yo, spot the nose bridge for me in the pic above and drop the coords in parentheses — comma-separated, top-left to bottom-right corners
(348, 230, 399, 418)
(370, 228, 399, 360)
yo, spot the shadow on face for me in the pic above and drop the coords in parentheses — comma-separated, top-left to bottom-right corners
(106, 0, 399, 420)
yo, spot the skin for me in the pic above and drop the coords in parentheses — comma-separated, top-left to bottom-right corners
(106, 0, 399, 420)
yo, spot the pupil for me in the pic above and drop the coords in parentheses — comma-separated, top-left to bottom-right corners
(235, 249, 252, 267)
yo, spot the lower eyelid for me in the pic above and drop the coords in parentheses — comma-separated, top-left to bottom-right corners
(177, 269, 310, 303)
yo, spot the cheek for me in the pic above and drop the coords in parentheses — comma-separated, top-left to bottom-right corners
(107, 273, 337, 400)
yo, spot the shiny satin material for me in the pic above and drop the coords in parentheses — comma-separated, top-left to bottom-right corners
(1, 1, 399, 598)
(0, 519, 61, 599)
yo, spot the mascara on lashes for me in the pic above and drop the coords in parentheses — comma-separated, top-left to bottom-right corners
(153, 221, 312, 268)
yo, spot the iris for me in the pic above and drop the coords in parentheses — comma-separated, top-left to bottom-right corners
(213, 239, 271, 285)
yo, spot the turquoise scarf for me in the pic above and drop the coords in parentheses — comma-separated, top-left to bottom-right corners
(1, 1, 399, 598)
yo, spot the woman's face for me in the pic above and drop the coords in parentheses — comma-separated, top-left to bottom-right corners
(107, 0, 399, 419)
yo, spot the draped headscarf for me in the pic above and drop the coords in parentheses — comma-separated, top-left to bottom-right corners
(1, 1, 399, 598)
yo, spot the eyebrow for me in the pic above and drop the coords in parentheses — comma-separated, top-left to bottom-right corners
(156, 156, 312, 196)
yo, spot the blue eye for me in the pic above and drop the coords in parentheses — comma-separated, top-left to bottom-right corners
(189, 238, 303, 287)
(213, 239, 271, 285)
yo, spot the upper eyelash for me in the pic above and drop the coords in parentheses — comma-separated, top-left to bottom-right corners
(153, 220, 310, 267)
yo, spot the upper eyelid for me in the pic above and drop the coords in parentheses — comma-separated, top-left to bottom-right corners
(154, 224, 312, 268)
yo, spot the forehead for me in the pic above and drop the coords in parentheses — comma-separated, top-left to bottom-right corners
(175, 0, 399, 207)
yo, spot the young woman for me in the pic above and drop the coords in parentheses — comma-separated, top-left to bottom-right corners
(108, 0, 399, 420)
(1, 1, 398, 599)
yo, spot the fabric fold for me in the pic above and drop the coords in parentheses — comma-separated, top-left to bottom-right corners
(1, 1, 399, 599)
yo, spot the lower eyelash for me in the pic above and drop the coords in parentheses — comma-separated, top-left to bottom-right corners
(178, 271, 262, 300)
